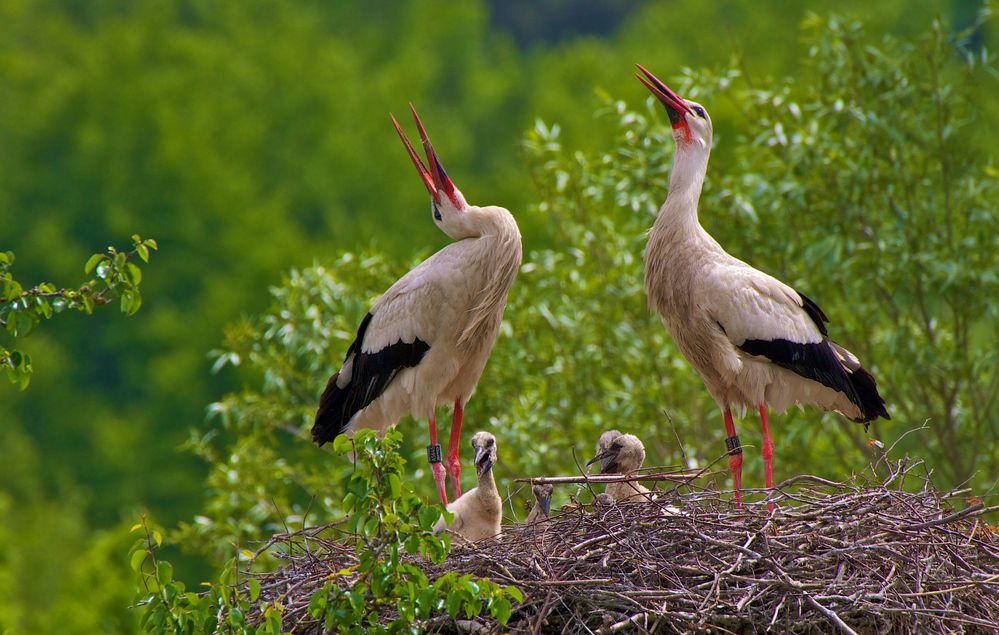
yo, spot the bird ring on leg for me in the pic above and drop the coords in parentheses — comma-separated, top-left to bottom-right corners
(427, 443, 443, 464)
(725, 435, 743, 456)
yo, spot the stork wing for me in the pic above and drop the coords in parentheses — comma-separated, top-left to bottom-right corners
(704, 263, 825, 347)
(704, 263, 864, 401)
(312, 252, 465, 445)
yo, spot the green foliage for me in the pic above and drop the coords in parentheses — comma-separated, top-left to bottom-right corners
(131, 517, 215, 635)
(134, 432, 518, 634)
(306, 430, 518, 633)
(0, 235, 156, 388)
(178, 256, 407, 560)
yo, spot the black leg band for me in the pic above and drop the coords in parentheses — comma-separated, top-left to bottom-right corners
(427, 443, 443, 464)
(726, 435, 743, 456)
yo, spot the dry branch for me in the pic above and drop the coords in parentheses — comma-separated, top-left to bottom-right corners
(245, 459, 998, 634)
(513, 468, 705, 486)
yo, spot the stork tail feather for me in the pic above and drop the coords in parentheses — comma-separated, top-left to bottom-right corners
(844, 364, 890, 425)
(312, 312, 430, 446)
(739, 338, 889, 425)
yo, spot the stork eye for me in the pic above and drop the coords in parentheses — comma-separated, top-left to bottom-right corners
(433, 204, 442, 221)
(693, 106, 706, 118)
(611, 442, 623, 450)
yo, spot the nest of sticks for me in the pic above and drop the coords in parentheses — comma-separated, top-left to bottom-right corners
(247, 458, 998, 634)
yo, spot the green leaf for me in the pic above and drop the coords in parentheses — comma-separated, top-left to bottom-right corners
(130, 549, 147, 572)
(265, 607, 282, 634)
(491, 597, 512, 624)
(126, 262, 142, 285)
(332, 435, 353, 454)
(418, 505, 441, 531)
(249, 578, 261, 602)
(445, 589, 462, 617)
(84, 253, 104, 275)
(505, 586, 524, 603)
(156, 561, 173, 583)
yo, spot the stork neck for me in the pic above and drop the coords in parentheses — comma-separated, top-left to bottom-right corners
(663, 145, 709, 220)
(476, 468, 497, 495)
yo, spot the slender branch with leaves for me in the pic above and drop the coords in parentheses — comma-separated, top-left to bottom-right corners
(1, 234, 158, 389)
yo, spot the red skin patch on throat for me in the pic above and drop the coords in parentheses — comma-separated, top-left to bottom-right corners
(673, 122, 694, 147)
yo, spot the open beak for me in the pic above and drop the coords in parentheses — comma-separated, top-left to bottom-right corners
(586, 448, 620, 474)
(635, 64, 693, 129)
(474, 446, 494, 477)
(390, 104, 457, 206)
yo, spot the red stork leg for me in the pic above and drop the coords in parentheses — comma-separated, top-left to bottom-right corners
(723, 406, 743, 507)
(427, 412, 449, 506)
(445, 399, 464, 500)
(759, 403, 775, 512)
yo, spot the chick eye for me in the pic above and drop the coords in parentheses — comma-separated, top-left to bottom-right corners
(433, 204, 442, 221)
(693, 106, 706, 118)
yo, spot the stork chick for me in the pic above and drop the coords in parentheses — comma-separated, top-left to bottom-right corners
(635, 65, 889, 509)
(587, 432, 653, 502)
(433, 432, 502, 543)
(524, 483, 553, 524)
(312, 106, 522, 506)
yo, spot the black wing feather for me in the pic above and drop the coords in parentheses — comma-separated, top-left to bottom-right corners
(311, 312, 430, 445)
(796, 291, 829, 336)
(739, 338, 889, 424)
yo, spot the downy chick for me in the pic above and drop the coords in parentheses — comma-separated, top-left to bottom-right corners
(587, 432, 653, 502)
(433, 432, 502, 542)
(524, 483, 553, 524)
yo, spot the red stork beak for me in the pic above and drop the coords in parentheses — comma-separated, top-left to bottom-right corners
(390, 105, 458, 207)
(635, 64, 693, 130)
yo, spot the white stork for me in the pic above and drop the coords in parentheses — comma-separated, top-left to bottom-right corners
(312, 106, 522, 506)
(635, 65, 889, 508)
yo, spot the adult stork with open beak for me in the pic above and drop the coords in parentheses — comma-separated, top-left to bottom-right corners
(312, 106, 523, 506)
(636, 65, 888, 510)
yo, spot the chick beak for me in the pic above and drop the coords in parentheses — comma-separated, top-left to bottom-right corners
(474, 445, 493, 477)
(586, 447, 621, 474)
(538, 489, 552, 516)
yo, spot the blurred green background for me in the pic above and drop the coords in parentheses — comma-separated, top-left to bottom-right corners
(1, 0, 996, 632)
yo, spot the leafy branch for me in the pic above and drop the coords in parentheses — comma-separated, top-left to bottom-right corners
(0, 234, 157, 389)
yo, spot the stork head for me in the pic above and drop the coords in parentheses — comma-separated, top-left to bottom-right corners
(593, 429, 622, 459)
(636, 65, 713, 151)
(391, 105, 478, 239)
(587, 433, 646, 474)
(531, 482, 553, 517)
(470, 431, 497, 477)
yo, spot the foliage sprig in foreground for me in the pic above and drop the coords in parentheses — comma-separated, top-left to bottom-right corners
(133, 430, 520, 634)
(249, 458, 997, 634)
